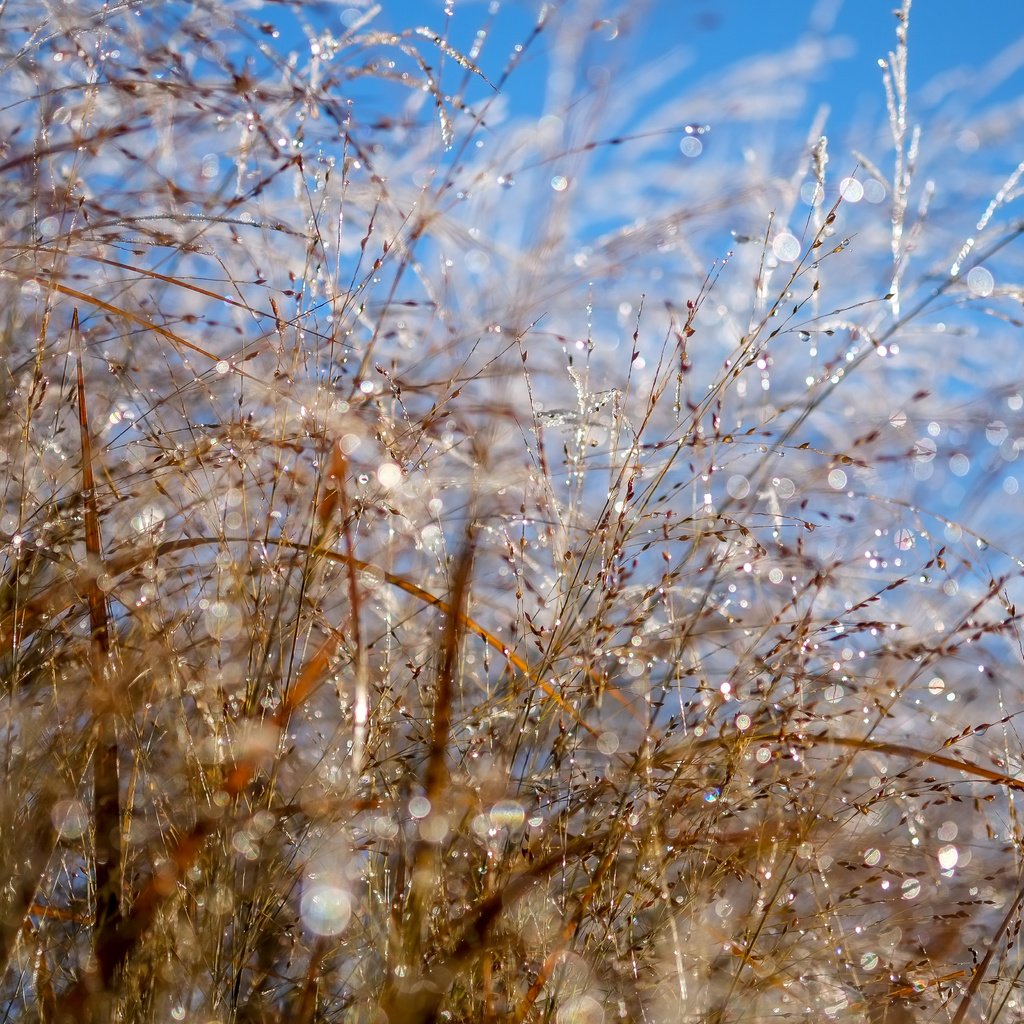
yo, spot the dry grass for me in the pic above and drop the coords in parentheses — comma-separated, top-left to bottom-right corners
(1, 1, 1024, 1021)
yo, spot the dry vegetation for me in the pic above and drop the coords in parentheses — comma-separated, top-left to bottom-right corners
(2, 1, 1024, 1021)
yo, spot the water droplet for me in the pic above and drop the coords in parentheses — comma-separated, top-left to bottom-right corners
(986, 421, 1008, 445)
(132, 505, 166, 533)
(490, 799, 525, 828)
(679, 136, 702, 158)
(967, 265, 994, 297)
(726, 474, 750, 499)
(51, 799, 89, 839)
(915, 437, 937, 462)
(839, 177, 864, 202)
(377, 461, 402, 489)
(300, 883, 352, 936)
(900, 878, 921, 900)
(772, 232, 801, 263)
(409, 796, 431, 818)
(894, 529, 915, 551)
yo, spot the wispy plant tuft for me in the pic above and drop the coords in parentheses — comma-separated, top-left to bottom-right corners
(1, 2, 1024, 1022)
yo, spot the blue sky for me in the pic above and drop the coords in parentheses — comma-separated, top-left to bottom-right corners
(363, 1, 1024, 132)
